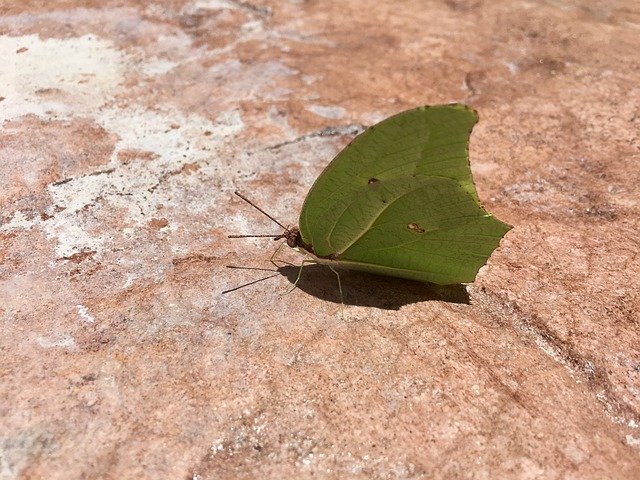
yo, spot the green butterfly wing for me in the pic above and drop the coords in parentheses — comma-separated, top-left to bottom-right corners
(298, 104, 511, 285)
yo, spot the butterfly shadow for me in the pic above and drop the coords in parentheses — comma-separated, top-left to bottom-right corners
(277, 264, 469, 310)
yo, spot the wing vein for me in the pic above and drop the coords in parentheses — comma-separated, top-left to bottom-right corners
(331, 189, 417, 254)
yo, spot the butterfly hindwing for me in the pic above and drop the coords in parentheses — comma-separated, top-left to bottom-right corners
(300, 104, 481, 253)
(328, 175, 511, 284)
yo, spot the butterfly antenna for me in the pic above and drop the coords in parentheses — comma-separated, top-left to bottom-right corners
(232, 191, 287, 230)
(228, 234, 285, 239)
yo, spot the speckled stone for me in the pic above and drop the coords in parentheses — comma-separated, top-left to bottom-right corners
(1, 1, 639, 478)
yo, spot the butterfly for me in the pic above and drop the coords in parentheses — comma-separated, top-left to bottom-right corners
(229, 104, 511, 291)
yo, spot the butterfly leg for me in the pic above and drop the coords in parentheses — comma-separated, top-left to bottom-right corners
(269, 242, 297, 268)
(282, 258, 317, 295)
(328, 265, 345, 319)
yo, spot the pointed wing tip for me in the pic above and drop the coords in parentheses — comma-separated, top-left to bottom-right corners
(498, 218, 514, 232)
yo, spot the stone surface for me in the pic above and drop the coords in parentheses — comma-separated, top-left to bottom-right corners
(1, 0, 639, 478)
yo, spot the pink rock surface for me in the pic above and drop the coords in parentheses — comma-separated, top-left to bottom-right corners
(1, 1, 639, 478)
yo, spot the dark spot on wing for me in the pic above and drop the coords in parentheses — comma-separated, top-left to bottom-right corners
(368, 177, 380, 185)
(407, 222, 426, 234)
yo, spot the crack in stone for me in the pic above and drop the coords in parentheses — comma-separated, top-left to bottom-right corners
(59, 249, 96, 263)
(476, 286, 640, 428)
(51, 177, 73, 186)
(51, 167, 116, 187)
(88, 167, 116, 177)
(172, 253, 219, 266)
(229, 0, 272, 17)
(264, 124, 367, 152)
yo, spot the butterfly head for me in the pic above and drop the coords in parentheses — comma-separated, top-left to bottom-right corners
(281, 226, 313, 253)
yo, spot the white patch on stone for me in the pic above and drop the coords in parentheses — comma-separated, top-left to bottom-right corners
(472, 162, 499, 174)
(171, 245, 191, 255)
(122, 273, 137, 288)
(0, 211, 35, 232)
(76, 304, 95, 323)
(302, 74, 316, 85)
(45, 222, 105, 259)
(1, 31, 192, 123)
(563, 442, 587, 465)
(1, 27, 274, 262)
(41, 105, 244, 256)
(140, 57, 178, 76)
(212, 108, 245, 138)
(241, 20, 264, 34)
(626, 434, 640, 448)
(48, 175, 108, 215)
(362, 111, 385, 124)
(205, 59, 296, 102)
(307, 105, 346, 120)
(36, 335, 77, 350)
(503, 60, 519, 74)
(267, 105, 297, 139)
(0, 34, 127, 122)
(193, 0, 238, 10)
(188, 0, 240, 12)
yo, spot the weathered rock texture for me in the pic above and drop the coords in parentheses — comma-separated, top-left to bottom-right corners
(1, 1, 639, 478)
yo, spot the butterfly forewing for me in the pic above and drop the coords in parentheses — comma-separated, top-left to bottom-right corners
(299, 104, 480, 255)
